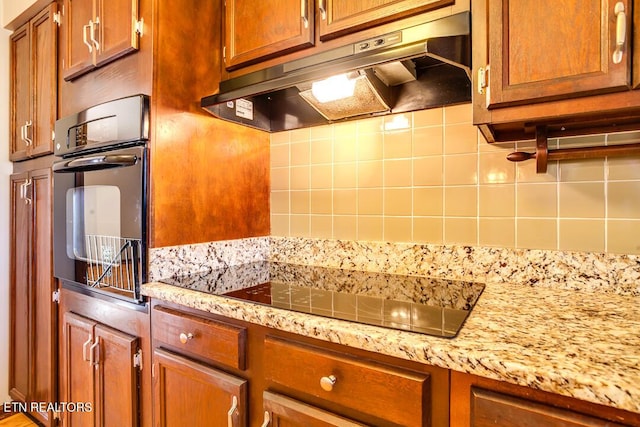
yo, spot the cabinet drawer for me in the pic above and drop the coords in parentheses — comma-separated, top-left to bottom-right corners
(471, 388, 626, 427)
(152, 306, 246, 370)
(264, 336, 430, 426)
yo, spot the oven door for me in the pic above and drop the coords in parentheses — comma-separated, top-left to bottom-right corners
(53, 144, 147, 303)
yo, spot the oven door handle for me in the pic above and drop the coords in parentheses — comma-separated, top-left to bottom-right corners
(53, 154, 139, 173)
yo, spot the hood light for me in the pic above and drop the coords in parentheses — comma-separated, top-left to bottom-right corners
(311, 74, 357, 103)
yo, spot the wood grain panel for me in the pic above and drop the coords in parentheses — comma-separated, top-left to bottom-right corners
(10, 23, 30, 161)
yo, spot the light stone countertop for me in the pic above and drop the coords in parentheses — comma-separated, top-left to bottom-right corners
(142, 279, 640, 415)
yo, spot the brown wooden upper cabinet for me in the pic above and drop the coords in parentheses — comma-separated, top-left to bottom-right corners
(473, 0, 640, 142)
(224, 0, 455, 70)
(9, 3, 57, 161)
(61, 0, 141, 80)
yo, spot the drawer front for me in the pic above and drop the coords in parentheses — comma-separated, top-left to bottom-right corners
(152, 306, 246, 370)
(471, 388, 626, 427)
(264, 336, 430, 427)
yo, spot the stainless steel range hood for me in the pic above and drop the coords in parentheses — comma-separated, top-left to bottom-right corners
(201, 12, 471, 132)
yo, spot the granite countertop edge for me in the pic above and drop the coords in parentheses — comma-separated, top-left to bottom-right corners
(142, 281, 640, 415)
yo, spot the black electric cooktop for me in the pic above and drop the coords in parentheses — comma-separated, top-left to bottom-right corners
(159, 262, 485, 338)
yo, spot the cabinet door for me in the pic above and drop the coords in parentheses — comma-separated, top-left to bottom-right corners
(485, 0, 632, 108)
(62, 0, 96, 80)
(9, 24, 30, 161)
(94, 0, 139, 67)
(153, 348, 247, 427)
(9, 173, 31, 402)
(30, 5, 57, 158)
(263, 391, 366, 426)
(30, 168, 55, 426)
(224, 0, 314, 70)
(61, 313, 97, 427)
(94, 324, 139, 427)
(319, 0, 454, 40)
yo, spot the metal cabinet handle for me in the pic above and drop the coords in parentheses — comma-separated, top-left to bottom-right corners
(179, 332, 194, 344)
(90, 17, 100, 51)
(319, 0, 327, 20)
(260, 411, 270, 427)
(20, 124, 26, 143)
(82, 335, 93, 362)
(301, 0, 309, 28)
(613, 1, 626, 64)
(227, 395, 238, 427)
(24, 121, 32, 146)
(89, 337, 99, 366)
(83, 21, 93, 53)
(23, 179, 32, 205)
(320, 375, 337, 391)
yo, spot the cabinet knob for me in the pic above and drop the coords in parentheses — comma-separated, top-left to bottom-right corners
(320, 375, 337, 391)
(179, 332, 194, 344)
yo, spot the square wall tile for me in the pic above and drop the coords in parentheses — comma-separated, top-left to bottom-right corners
(357, 116, 384, 134)
(413, 217, 443, 244)
(310, 190, 332, 214)
(334, 189, 357, 215)
(444, 154, 478, 185)
(334, 136, 357, 162)
(290, 191, 309, 214)
(290, 215, 310, 237)
(358, 133, 383, 161)
(290, 128, 310, 142)
(271, 214, 289, 236)
(384, 130, 412, 159)
(607, 220, 640, 254)
(444, 123, 478, 154)
(334, 215, 357, 240)
(413, 126, 443, 156)
(413, 156, 443, 186)
(358, 160, 383, 188)
(270, 143, 289, 167)
(310, 124, 333, 140)
(479, 184, 515, 217)
(516, 160, 558, 183)
(290, 141, 310, 165)
(444, 218, 477, 245)
(271, 191, 289, 214)
(517, 183, 557, 217)
(607, 156, 640, 180)
(479, 151, 515, 184)
(444, 186, 477, 217)
(290, 166, 309, 190)
(384, 159, 412, 187)
(358, 189, 383, 215)
(558, 182, 605, 218)
(414, 187, 443, 216)
(333, 163, 357, 188)
(384, 189, 412, 216)
(310, 164, 332, 189)
(559, 159, 604, 182)
(444, 103, 472, 124)
(310, 215, 332, 239)
(516, 218, 557, 250)
(479, 218, 515, 247)
(270, 131, 289, 145)
(358, 216, 383, 241)
(608, 181, 640, 218)
(271, 168, 289, 191)
(310, 139, 333, 164)
(559, 219, 605, 253)
(414, 108, 443, 128)
(384, 217, 412, 242)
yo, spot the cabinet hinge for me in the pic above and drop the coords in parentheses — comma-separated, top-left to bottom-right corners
(53, 11, 61, 26)
(133, 349, 143, 370)
(52, 289, 60, 304)
(477, 66, 489, 95)
(135, 18, 144, 36)
(223, 46, 226, 60)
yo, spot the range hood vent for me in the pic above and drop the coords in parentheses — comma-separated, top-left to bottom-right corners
(201, 12, 471, 133)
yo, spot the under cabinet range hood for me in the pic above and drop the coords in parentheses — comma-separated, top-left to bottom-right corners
(201, 12, 471, 132)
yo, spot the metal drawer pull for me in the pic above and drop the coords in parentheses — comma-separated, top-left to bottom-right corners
(319, 0, 327, 20)
(20, 124, 26, 143)
(320, 375, 337, 391)
(23, 179, 32, 205)
(227, 395, 238, 427)
(83, 21, 93, 53)
(82, 335, 93, 362)
(613, 1, 626, 64)
(179, 332, 194, 344)
(260, 411, 270, 427)
(90, 17, 100, 51)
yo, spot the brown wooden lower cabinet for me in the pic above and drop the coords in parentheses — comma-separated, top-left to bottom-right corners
(263, 391, 366, 426)
(153, 348, 247, 427)
(450, 371, 640, 427)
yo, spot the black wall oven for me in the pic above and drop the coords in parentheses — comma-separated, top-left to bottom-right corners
(53, 95, 149, 304)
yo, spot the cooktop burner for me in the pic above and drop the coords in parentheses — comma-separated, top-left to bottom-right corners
(160, 262, 485, 338)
